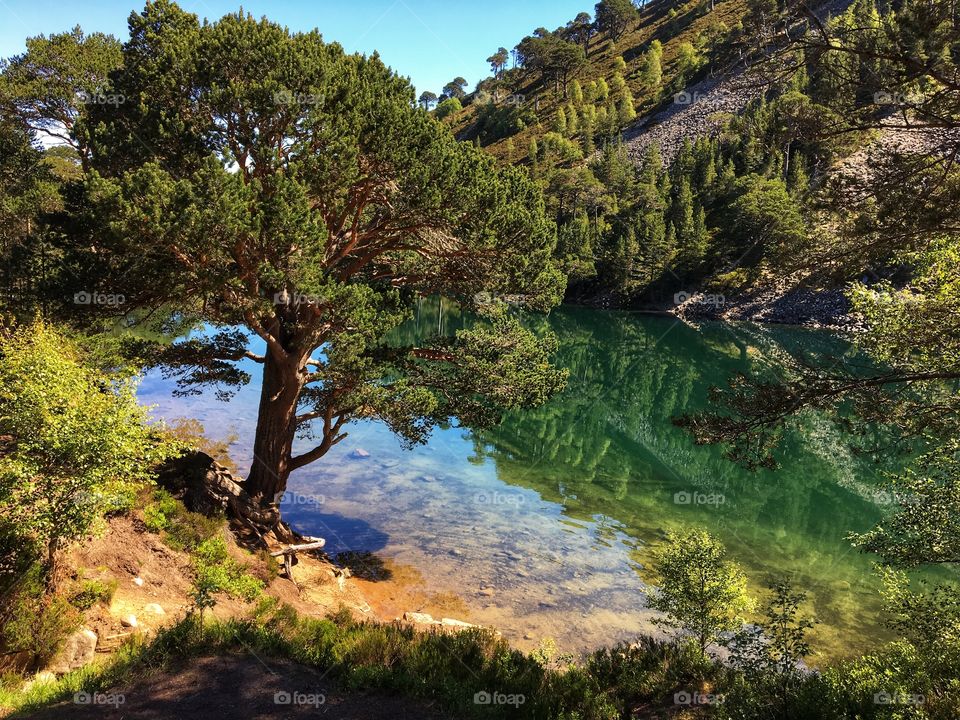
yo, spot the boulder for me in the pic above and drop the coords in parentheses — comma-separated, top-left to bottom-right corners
(440, 618, 476, 628)
(23, 671, 57, 692)
(48, 628, 98, 674)
(143, 603, 165, 616)
(120, 615, 138, 628)
(402, 611, 438, 625)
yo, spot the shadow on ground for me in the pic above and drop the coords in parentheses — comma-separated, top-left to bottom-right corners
(18, 654, 450, 720)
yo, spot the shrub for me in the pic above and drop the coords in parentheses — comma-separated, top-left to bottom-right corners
(0, 321, 178, 567)
(142, 488, 221, 551)
(434, 96, 462, 120)
(68, 578, 117, 610)
(1, 564, 81, 668)
(190, 536, 264, 620)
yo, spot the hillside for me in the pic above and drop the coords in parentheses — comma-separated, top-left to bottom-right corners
(428, 0, 909, 321)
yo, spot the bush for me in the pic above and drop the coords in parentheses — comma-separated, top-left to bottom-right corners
(1, 564, 81, 669)
(68, 578, 117, 610)
(0, 321, 178, 567)
(142, 488, 221, 551)
(190, 536, 264, 616)
(435, 96, 462, 120)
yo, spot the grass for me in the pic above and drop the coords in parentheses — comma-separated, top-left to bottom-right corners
(0, 601, 719, 720)
(141, 487, 223, 551)
(3, 597, 959, 719)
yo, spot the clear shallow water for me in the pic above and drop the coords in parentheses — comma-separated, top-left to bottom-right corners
(137, 302, 947, 662)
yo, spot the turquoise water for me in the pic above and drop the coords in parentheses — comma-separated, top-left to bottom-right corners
(137, 302, 944, 662)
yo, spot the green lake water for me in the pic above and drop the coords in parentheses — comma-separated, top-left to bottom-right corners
(138, 301, 946, 663)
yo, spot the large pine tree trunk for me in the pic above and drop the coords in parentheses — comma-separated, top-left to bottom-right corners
(244, 350, 302, 505)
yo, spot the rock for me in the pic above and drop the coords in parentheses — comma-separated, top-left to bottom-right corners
(120, 615, 138, 628)
(440, 618, 475, 628)
(403, 611, 438, 625)
(143, 603, 165, 616)
(350, 448, 371, 459)
(479, 587, 496, 597)
(22, 671, 56, 692)
(47, 629, 98, 674)
(524, 632, 535, 640)
(449, 548, 464, 557)
(132, 577, 144, 587)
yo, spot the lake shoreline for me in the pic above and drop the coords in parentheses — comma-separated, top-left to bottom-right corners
(565, 279, 862, 332)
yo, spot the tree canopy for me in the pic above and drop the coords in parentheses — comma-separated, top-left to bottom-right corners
(6, 0, 567, 514)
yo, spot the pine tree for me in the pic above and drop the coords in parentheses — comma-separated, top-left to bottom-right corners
(555, 106, 568, 135)
(610, 72, 627, 100)
(566, 104, 579, 135)
(618, 90, 637, 126)
(570, 80, 584, 105)
(642, 40, 663, 96)
(581, 115, 596, 155)
(596, 77, 610, 102)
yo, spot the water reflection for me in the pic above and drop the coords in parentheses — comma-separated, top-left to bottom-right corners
(137, 303, 934, 661)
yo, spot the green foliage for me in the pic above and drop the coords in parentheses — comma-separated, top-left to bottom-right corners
(67, 577, 117, 610)
(141, 486, 222, 552)
(190, 536, 264, 618)
(0, 321, 177, 566)
(1, 564, 81, 668)
(434, 96, 462, 120)
(728, 174, 806, 264)
(594, 0, 638, 42)
(0, 26, 122, 165)
(648, 528, 754, 658)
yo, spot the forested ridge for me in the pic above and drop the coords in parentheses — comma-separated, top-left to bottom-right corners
(423, 0, 951, 312)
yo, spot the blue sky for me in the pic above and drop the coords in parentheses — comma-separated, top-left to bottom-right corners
(0, 0, 591, 97)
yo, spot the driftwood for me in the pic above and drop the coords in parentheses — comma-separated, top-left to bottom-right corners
(269, 539, 326, 588)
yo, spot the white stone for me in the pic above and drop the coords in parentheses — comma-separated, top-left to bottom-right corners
(48, 628, 98, 675)
(440, 618, 475, 628)
(143, 603, 165, 615)
(403, 611, 437, 625)
(121, 615, 138, 628)
(132, 577, 144, 587)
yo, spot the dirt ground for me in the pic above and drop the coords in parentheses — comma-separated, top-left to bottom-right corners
(18, 653, 450, 720)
